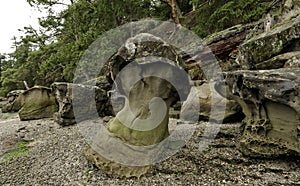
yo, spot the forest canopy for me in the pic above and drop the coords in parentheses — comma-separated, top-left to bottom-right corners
(0, 0, 273, 96)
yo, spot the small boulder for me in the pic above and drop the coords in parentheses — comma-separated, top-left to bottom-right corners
(2, 90, 25, 113)
(51, 82, 75, 126)
(183, 82, 244, 123)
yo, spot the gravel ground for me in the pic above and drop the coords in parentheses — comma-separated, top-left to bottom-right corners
(0, 113, 299, 185)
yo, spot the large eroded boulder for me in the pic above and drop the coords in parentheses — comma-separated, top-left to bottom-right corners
(51, 83, 75, 126)
(51, 81, 112, 126)
(18, 87, 58, 121)
(84, 33, 191, 178)
(224, 68, 300, 157)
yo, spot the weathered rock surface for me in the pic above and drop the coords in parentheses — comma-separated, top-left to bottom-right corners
(51, 82, 112, 126)
(84, 145, 151, 179)
(18, 87, 57, 121)
(284, 52, 300, 68)
(238, 13, 300, 70)
(283, 0, 300, 15)
(256, 51, 300, 69)
(51, 83, 75, 126)
(84, 33, 191, 178)
(181, 83, 244, 123)
(224, 68, 300, 157)
(224, 3, 300, 158)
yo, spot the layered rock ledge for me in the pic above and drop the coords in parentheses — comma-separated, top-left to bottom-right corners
(238, 14, 300, 70)
(224, 68, 300, 157)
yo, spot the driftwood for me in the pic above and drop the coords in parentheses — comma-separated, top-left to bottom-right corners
(208, 31, 248, 56)
(180, 23, 257, 80)
(205, 4, 292, 57)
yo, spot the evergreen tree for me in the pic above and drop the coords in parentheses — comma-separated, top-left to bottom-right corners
(0, 0, 272, 96)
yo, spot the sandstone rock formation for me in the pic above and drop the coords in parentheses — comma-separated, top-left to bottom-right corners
(256, 51, 300, 70)
(51, 81, 112, 126)
(224, 68, 300, 157)
(51, 83, 75, 126)
(84, 33, 192, 178)
(2, 90, 25, 113)
(17, 87, 57, 121)
(238, 13, 300, 70)
(181, 82, 244, 123)
(221, 3, 300, 158)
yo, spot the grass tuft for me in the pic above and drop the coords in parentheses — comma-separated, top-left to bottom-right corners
(1, 141, 31, 163)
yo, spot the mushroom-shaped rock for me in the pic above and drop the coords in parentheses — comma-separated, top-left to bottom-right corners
(84, 33, 191, 178)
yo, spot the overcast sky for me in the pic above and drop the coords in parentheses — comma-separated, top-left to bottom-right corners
(0, 1, 44, 53)
(0, 0, 69, 54)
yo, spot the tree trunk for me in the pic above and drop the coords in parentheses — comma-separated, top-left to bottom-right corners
(170, 0, 181, 25)
(161, 0, 181, 25)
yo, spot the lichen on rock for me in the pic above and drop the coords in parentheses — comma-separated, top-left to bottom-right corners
(238, 13, 300, 70)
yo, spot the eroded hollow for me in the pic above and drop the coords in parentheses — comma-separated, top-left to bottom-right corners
(263, 100, 298, 143)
